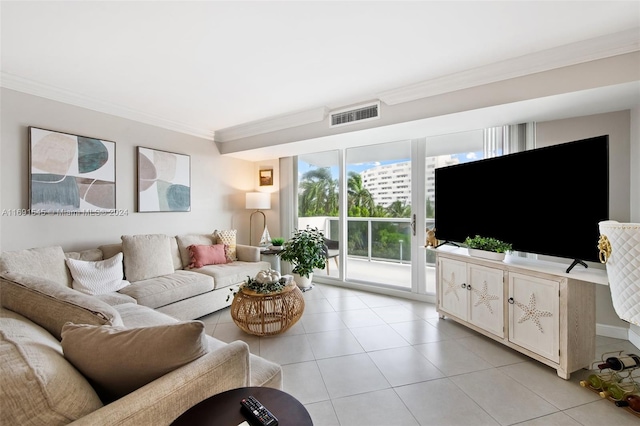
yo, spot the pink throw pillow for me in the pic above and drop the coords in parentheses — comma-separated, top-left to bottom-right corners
(187, 244, 229, 268)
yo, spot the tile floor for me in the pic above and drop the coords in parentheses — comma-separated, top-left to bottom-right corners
(199, 283, 640, 426)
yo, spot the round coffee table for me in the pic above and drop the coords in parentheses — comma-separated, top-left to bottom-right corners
(231, 282, 305, 336)
(171, 386, 313, 426)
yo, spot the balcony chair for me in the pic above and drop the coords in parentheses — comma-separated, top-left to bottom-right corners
(323, 238, 339, 274)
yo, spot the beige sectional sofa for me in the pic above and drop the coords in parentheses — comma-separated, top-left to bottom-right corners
(0, 232, 281, 425)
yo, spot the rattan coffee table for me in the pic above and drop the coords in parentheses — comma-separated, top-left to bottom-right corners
(230, 281, 305, 336)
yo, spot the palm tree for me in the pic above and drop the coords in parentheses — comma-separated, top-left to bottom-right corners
(347, 171, 375, 216)
(386, 200, 412, 218)
(298, 168, 338, 216)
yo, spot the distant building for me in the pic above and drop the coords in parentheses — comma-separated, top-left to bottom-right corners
(361, 156, 458, 208)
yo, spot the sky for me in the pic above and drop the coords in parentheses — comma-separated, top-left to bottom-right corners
(298, 151, 483, 180)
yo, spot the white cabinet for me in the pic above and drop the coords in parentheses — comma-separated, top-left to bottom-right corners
(436, 248, 597, 379)
(438, 258, 505, 338)
(508, 273, 560, 363)
(468, 264, 505, 338)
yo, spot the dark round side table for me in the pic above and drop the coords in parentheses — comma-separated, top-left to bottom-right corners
(171, 386, 313, 426)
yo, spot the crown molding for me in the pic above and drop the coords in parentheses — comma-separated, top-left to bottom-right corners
(0, 72, 214, 140)
(214, 106, 329, 143)
(378, 27, 640, 106)
(3, 28, 637, 142)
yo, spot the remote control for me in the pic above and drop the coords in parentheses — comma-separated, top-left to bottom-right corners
(240, 396, 279, 426)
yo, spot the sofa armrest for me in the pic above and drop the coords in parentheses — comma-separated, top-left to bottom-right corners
(70, 340, 251, 426)
(236, 244, 261, 262)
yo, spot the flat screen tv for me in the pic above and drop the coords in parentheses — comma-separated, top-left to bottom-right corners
(434, 135, 609, 272)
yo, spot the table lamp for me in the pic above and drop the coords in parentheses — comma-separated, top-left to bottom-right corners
(246, 192, 271, 247)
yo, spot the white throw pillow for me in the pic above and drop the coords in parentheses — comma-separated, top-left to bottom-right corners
(66, 253, 130, 295)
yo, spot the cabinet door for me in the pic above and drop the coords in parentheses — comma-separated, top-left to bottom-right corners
(508, 273, 560, 363)
(438, 258, 468, 321)
(468, 264, 505, 338)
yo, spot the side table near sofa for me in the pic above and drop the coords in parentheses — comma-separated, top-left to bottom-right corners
(172, 386, 312, 426)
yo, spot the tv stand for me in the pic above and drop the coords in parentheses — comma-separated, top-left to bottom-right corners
(565, 259, 588, 274)
(435, 247, 606, 379)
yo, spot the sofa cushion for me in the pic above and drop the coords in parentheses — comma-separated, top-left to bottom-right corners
(214, 229, 238, 261)
(98, 243, 122, 260)
(66, 253, 130, 295)
(121, 234, 174, 282)
(194, 260, 271, 289)
(65, 248, 104, 262)
(0, 308, 104, 425)
(117, 270, 214, 309)
(176, 233, 215, 267)
(0, 272, 123, 340)
(187, 244, 229, 268)
(169, 237, 183, 270)
(114, 303, 179, 327)
(206, 335, 283, 389)
(93, 291, 137, 306)
(61, 321, 209, 402)
(0, 246, 71, 287)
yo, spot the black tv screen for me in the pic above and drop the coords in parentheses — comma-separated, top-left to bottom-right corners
(434, 135, 609, 263)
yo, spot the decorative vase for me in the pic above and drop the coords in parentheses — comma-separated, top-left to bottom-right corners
(598, 221, 640, 326)
(292, 272, 313, 290)
(467, 248, 506, 261)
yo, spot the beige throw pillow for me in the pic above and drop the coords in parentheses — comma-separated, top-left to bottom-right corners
(0, 272, 123, 340)
(121, 234, 174, 282)
(214, 229, 237, 261)
(61, 321, 209, 403)
(0, 308, 104, 425)
(0, 246, 71, 287)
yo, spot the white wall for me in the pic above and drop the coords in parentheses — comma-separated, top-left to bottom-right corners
(0, 88, 266, 251)
(536, 110, 632, 332)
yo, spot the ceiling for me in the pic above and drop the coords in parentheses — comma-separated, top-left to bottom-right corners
(2, 1, 640, 157)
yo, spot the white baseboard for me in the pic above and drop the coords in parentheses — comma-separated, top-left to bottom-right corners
(629, 327, 640, 349)
(596, 323, 632, 340)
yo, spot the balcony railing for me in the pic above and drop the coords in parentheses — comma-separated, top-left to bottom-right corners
(298, 216, 436, 265)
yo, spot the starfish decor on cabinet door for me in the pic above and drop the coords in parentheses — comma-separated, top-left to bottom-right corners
(443, 272, 460, 301)
(515, 293, 553, 333)
(472, 280, 500, 314)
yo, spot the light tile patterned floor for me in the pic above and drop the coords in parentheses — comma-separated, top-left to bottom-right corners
(199, 283, 640, 426)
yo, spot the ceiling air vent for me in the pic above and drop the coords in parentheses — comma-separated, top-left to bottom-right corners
(330, 102, 380, 127)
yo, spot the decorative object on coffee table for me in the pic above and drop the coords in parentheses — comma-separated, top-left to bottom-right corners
(230, 274, 304, 336)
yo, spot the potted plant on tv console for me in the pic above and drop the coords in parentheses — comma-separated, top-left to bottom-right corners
(278, 227, 326, 290)
(464, 235, 512, 261)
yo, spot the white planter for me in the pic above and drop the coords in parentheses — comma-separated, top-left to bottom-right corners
(598, 221, 640, 326)
(292, 272, 313, 290)
(467, 248, 506, 261)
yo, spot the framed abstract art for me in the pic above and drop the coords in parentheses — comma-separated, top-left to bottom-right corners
(29, 127, 116, 213)
(137, 147, 191, 212)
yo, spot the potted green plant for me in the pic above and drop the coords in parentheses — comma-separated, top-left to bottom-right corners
(270, 237, 285, 251)
(278, 227, 326, 289)
(464, 235, 512, 261)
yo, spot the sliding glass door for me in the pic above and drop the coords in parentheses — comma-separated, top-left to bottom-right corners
(345, 140, 413, 289)
(291, 125, 525, 294)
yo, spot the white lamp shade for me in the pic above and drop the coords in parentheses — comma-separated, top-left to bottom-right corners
(246, 192, 271, 210)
